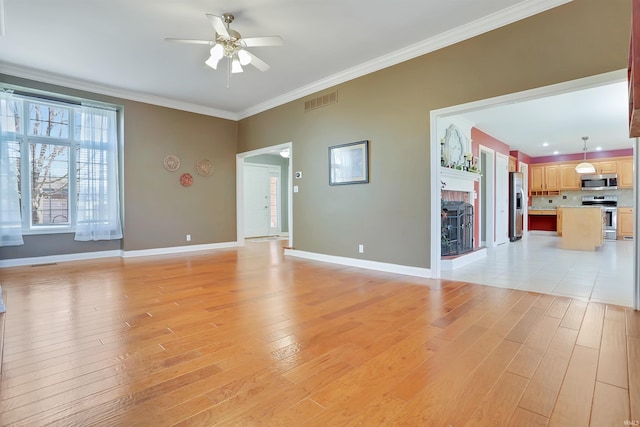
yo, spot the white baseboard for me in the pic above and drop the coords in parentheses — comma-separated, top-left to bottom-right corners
(284, 249, 431, 278)
(0, 241, 239, 268)
(440, 248, 487, 271)
(0, 249, 123, 268)
(121, 241, 238, 258)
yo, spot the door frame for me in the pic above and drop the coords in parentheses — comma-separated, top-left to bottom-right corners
(478, 145, 496, 248)
(495, 152, 510, 245)
(236, 142, 293, 248)
(429, 69, 627, 281)
(519, 162, 529, 234)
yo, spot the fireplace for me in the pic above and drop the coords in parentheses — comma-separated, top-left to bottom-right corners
(441, 201, 474, 256)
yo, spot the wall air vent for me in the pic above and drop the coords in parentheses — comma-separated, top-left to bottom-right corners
(304, 91, 338, 112)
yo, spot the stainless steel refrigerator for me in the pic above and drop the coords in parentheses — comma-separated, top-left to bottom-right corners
(509, 172, 524, 242)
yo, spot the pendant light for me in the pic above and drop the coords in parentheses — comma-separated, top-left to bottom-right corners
(575, 136, 596, 174)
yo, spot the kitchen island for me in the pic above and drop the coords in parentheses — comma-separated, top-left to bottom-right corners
(560, 207, 603, 251)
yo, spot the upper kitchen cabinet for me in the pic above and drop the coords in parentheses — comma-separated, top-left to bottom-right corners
(530, 156, 633, 194)
(591, 160, 617, 174)
(559, 163, 581, 190)
(509, 156, 517, 172)
(530, 164, 560, 195)
(617, 158, 634, 188)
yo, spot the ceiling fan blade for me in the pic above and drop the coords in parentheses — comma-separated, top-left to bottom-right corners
(206, 14, 229, 38)
(241, 36, 283, 47)
(165, 38, 214, 46)
(246, 51, 270, 71)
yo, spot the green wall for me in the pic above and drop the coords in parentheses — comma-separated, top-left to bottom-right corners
(237, 0, 631, 269)
(0, 75, 238, 260)
(0, 0, 631, 269)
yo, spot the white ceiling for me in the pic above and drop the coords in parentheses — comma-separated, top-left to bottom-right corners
(458, 80, 632, 158)
(0, 0, 630, 158)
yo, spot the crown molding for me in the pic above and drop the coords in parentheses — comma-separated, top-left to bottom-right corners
(0, 62, 240, 120)
(237, 0, 573, 119)
(0, 0, 572, 121)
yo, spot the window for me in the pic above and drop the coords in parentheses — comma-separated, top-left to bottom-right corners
(0, 89, 122, 242)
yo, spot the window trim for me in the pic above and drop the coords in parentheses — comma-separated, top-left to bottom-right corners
(1, 85, 122, 236)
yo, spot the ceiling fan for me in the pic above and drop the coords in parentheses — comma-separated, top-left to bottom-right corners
(166, 13, 283, 81)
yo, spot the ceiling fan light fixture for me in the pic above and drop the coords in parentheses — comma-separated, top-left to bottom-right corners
(575, 136, 596, 174)
(205, 44, 224, 69)
(231, 57, 243, 73)
(205, 55, 221, 69)
(237, 49, 252, 66)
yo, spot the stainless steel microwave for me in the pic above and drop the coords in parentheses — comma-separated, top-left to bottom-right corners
(581, 173, 618, 190)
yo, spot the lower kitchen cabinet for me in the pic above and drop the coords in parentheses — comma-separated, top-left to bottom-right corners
(618, 207, 634, 239)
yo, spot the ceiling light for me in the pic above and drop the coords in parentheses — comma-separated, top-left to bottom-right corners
(231, 57, 243, 73)
(575, 136, 596, 174)
(237, 49, 252, 66)
(205, 44, 224, 69)
(542, 142, 549, 147)
(596, 146, 603, 151)
(553, 151, 559, 155)
(279, 149, 290, 158)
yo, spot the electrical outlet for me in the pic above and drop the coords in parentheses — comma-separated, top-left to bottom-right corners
(358, 244, 364, 253)
(186, 234, 191, 241)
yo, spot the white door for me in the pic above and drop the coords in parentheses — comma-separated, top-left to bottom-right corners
(244, 164, 270, 238)
(495, 153, 509, 244)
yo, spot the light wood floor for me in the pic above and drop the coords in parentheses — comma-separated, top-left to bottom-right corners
(0, 240, 638, 426)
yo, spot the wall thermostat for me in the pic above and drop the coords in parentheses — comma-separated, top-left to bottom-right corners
(295, 171, 302, 179)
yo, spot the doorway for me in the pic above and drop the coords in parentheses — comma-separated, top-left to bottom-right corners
(243, 164, 281, 238)
(236, 142, 293, 247)
(429, 69, 638, 309)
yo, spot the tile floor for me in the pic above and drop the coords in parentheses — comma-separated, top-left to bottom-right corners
(440, 232, 635, 307)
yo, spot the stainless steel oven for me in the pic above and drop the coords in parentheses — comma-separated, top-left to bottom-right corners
(581, 195, 617, 240)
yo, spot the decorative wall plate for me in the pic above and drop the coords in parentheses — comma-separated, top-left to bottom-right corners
(196, 159, 213, 176)
(163, 154, 180, 172)
(180, 173, 193, 187)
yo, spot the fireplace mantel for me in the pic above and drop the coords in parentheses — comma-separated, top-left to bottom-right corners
(440, 167, 481, 193)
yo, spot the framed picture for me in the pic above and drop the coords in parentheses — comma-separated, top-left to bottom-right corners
(329, 140, 369, 185)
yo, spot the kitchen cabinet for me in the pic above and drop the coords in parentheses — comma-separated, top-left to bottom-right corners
(618, 207, 634, 239)
(557, 208, 563, 236)
(509, 156, 517, 172)
(591, 160, 617, 174)
(530, 164, 559, 195)
(617, 158, 634, 188)
(559, 164, 581, 190)
(530, 156, 633, 195)
(530, 165, 544, 191)
(545, 165, 560, 191)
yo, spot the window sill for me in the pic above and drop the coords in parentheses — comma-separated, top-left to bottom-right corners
(22, 227, 75, 236)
